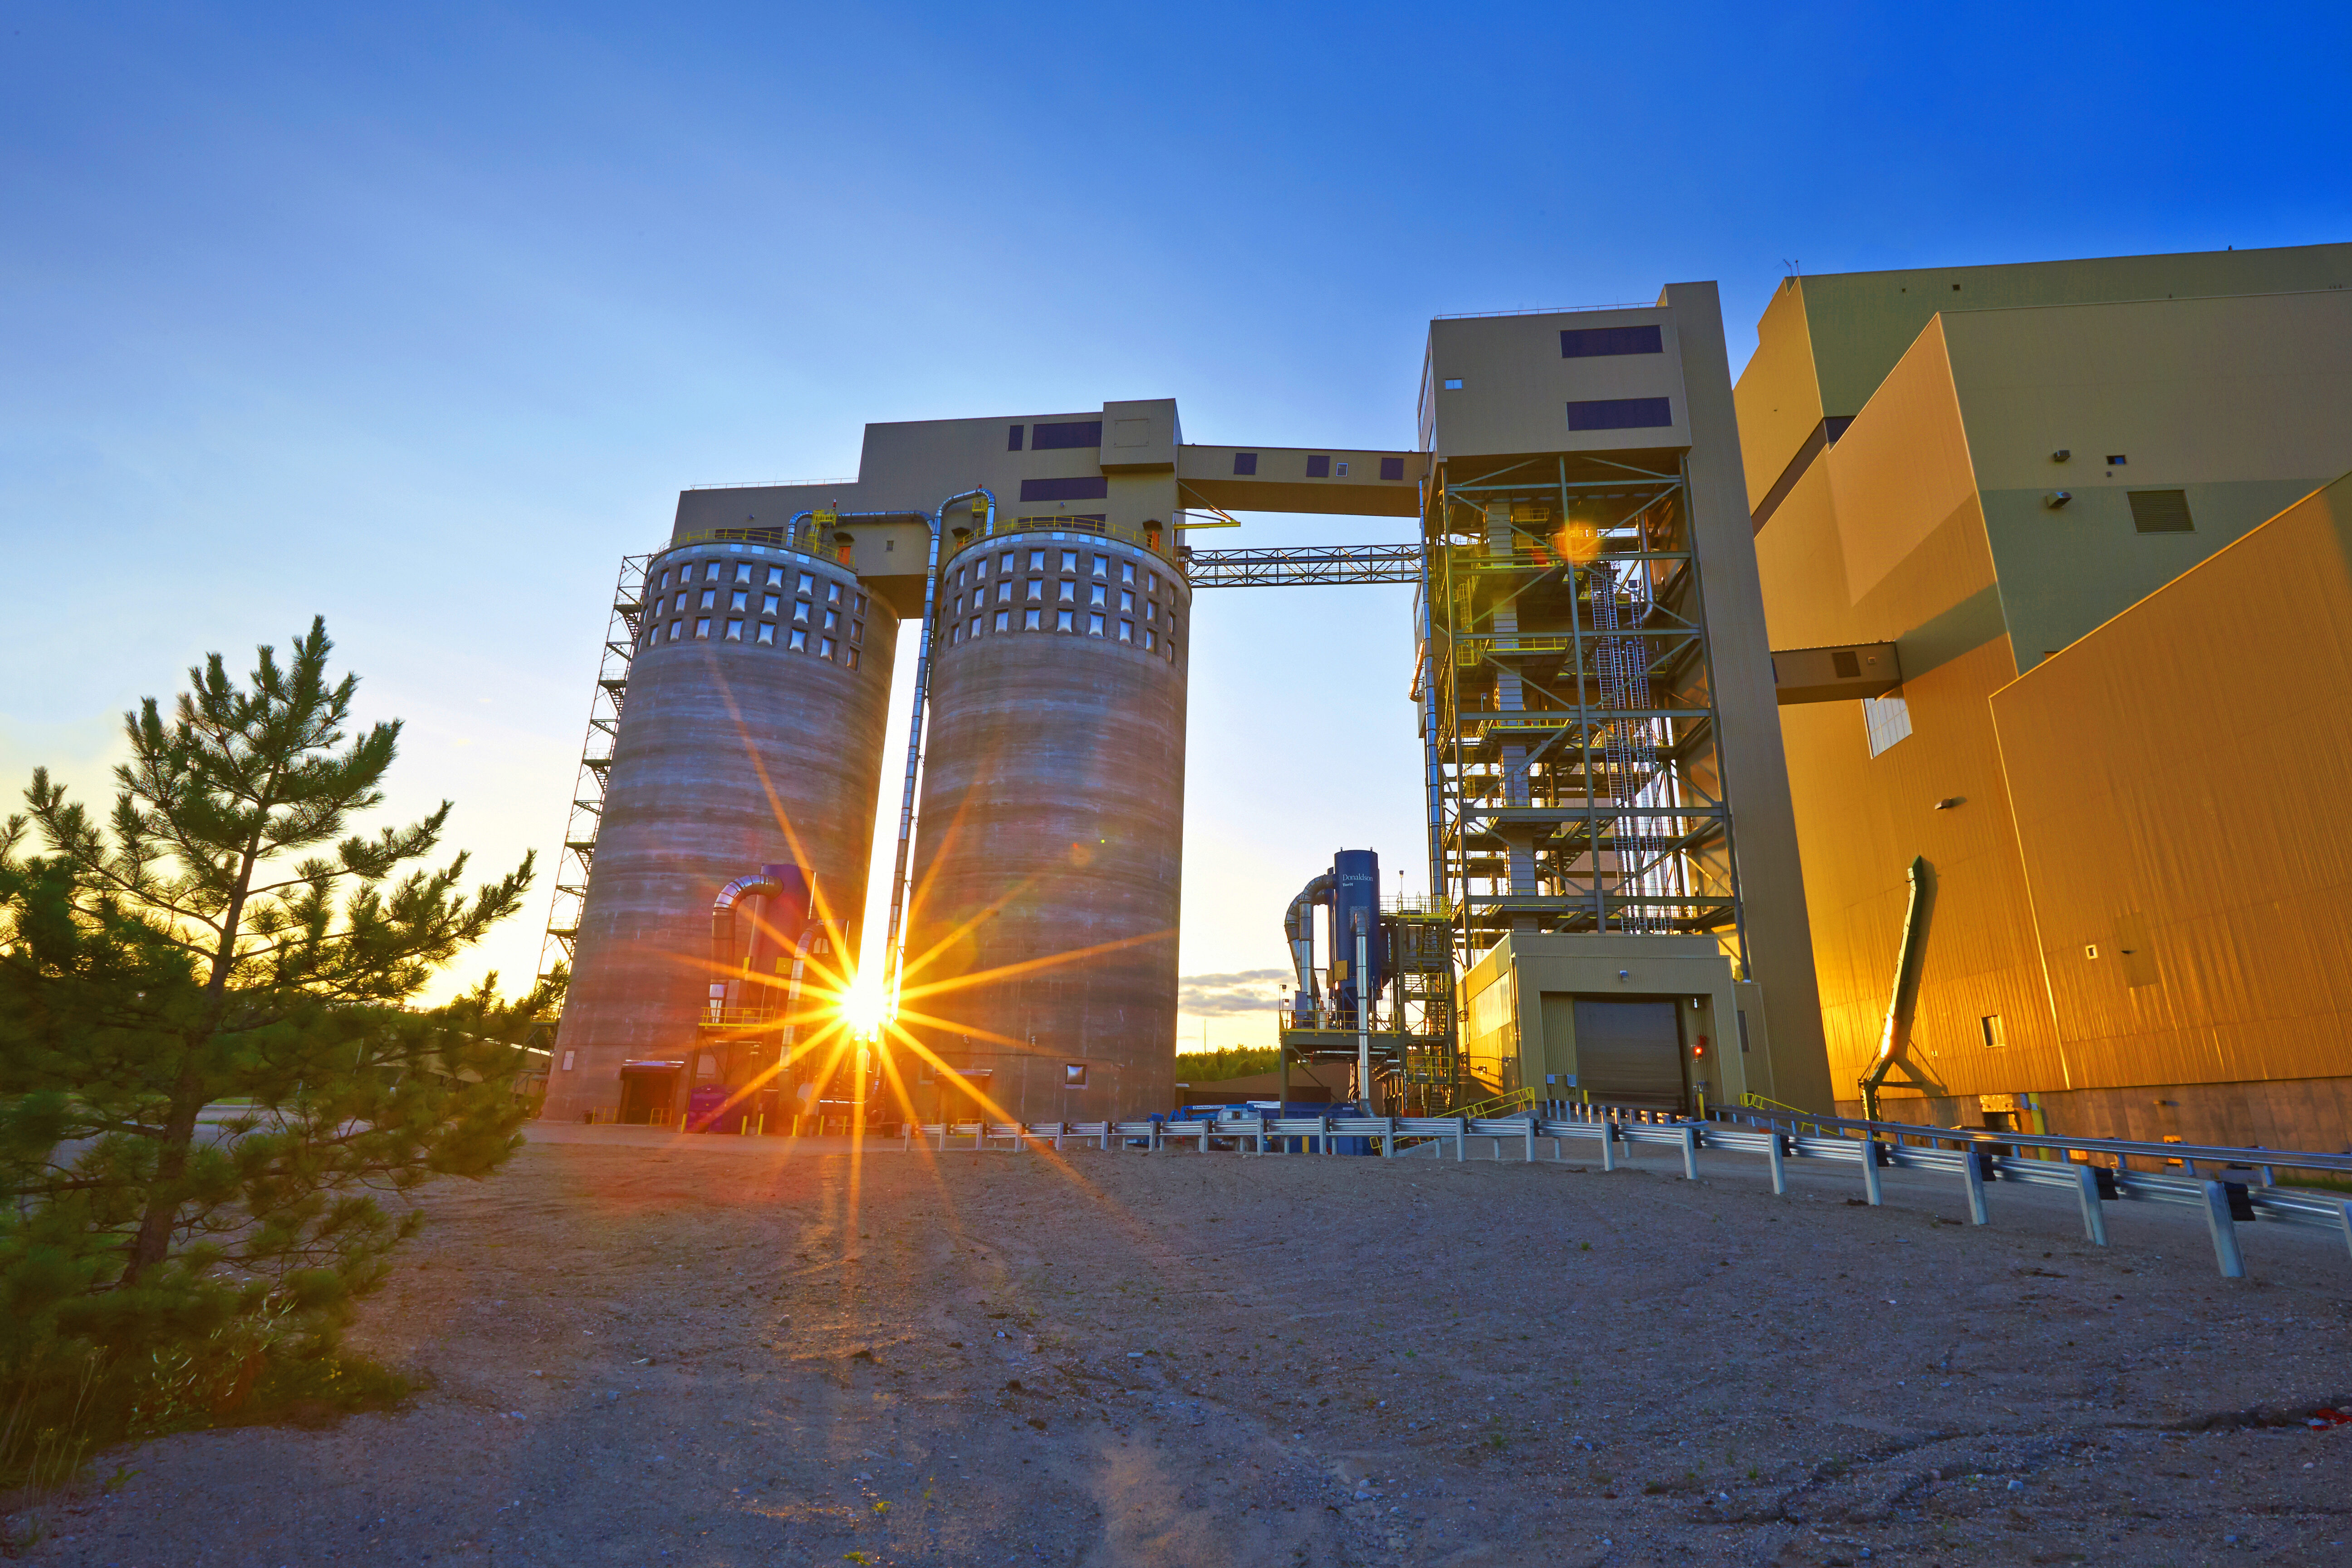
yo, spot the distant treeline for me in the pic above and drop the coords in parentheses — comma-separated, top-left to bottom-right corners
(1172, 1046, 1278, 1082)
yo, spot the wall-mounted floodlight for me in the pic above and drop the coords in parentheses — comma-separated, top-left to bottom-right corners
(2044, 491, 2072, 509)
(2051, 449, 2071, 462)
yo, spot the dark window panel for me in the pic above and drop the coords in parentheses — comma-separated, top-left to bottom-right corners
(1031, 420, 1104, 450)
(1560, 324, 1664, 358)
(1565, 397, 1673, 432)
(1018, 476, 1111, 503)
(1379, 456, 1405, 481)
(1007, 424, 1025, 451)
(1305, 454, 1331, 478)
(2127, 490, 2194, 533)
(1232, 451, 1258, 475)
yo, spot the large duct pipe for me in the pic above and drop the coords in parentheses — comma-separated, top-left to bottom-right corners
(1284, 873, 1333, 1023)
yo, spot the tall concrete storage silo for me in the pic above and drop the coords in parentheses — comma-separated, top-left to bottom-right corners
(543, 538, 897, 1122)
(904, 528, 1190, 1123)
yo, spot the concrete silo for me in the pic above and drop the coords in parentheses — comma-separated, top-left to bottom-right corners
(542, 535, 898, 1122)
(901, 525, 1190, 1124)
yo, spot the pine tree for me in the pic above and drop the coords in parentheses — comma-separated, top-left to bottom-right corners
(0, 618, 548, 1449)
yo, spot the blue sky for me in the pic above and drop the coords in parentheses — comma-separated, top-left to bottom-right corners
(3, 1, 2343, 1050)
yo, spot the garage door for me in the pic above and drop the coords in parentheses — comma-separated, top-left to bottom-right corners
(1569, 999, 1686, 1112)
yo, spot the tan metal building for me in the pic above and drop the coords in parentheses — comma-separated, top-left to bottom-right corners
(1737, 242, 2352, 1147)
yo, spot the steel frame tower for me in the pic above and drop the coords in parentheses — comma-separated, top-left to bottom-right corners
(1420, 452, 1748, 973)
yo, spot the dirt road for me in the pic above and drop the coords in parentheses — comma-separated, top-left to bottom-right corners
(18, 1125, 2352, 1566)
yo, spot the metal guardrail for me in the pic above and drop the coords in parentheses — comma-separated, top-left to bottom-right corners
(1714, 1103, 2352, 1181)
(886, 1105, 2352, 1280)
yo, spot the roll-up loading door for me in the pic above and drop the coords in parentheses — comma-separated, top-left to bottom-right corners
(1570, 999, 1687, 1112)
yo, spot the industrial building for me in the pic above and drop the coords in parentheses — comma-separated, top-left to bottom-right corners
(539, 284, 1835, 1129)
(1740, 242, 2352, 1149)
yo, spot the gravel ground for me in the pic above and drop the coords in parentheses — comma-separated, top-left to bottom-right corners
(12, 1122, 2352, 1567)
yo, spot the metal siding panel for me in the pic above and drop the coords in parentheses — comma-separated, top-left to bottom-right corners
(1992, 476, 2352, 1093)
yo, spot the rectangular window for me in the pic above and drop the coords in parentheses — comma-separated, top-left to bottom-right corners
(844, 647, 858, 669)
(756, 623, 775, 645)
(1146, 601, 1157, 621)
(2128, 490, 2195, 533)
(819, 637, 835, 659)
(1121, 561, 1135, 584)
(1029, 550, 1046, 570)
(730, 591, 748, 611)
(1144, 628, 1156, 649)
(1026, 579, 1043, 601)
(997, 581, 1013, 603)
(1118, 619, 1133, 642)
(955, 568, 967, 588)
(1336, 461, 1349, 476)
(851, 619, 864, 642)
(659, 570, 671, 588)
(1057, 609, 1075, 631)
(1305, 454, 1331, 477)
(1146, 573, 1158, 593)
(1567, 396, 1673, 431)
(1058, 549, 1076, 572)
(1091, 554, 1108, 577)
(700, 589, 716, 609)
(762, 594, 779, 614)
(1030, 419, 1102, 449)
(1088, 612, 1106, 636)
(1058, 581, 1076, 602)
(798, 572, 816, 594)
(969, 616, 981, 637)
(790, 628, 808, 650)
(1380, 456, 1405, 480)
(735, 564, 752, 583)
(794, 602, 810, 623)
(1980, 1014, 2008, 1050)
(995, 611, 1010, 631)
(695, 617, 712, 639)
(1000, 551, 1016, 573)
(1232, 451, 1258, 475)
(1442, 378, 1462, 390)
(1018, 475, 1110, 503)
(1560, 323, 1664, 358)
(826, 582, 841, 603)
(1120, 589, 1134, 612)
(1006, 422, 1025, 451)
(952, 622, 965, 644)
(724, 618, 744, 641)
(822, 609, 837, 632)
(1023, 608, 1041, 630)
(766, 566, 784, 587)
(668, 619, 681, 640)
(1089, 583, 1107, 606)
(1862, 690, 1913, 757)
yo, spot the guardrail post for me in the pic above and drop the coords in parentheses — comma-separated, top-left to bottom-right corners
(1454, 1117, 1467, 1162)
(2075, 1162, 2108, 1245)
(1599, 1120, 1617, 1173)
(1525, 1119, 1537, 1164)
(1678, 1124, 1699, 1181)
(1767, 1132, 1787, 1196)
(1382, 1117, 1396, 1159)
(1962, 1146, 1989, 1225)
(1318, 1115, 1332, 1155)
(2201, 1180, 2247, 1279)
(2337, 1199, 2352, 1264)
(1860, 1138, 1883, 1206)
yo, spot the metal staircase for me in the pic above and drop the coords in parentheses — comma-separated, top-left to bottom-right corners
(537, 552, 651, 985)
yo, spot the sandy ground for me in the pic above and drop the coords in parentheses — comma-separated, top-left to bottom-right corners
(14, 1122, 2352, 1567)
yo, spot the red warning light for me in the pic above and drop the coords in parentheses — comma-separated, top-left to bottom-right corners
(1693, 1035, 1709, 1058)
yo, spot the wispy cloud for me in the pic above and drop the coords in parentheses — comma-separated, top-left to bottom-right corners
(1178, 968, 1290, 1016)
